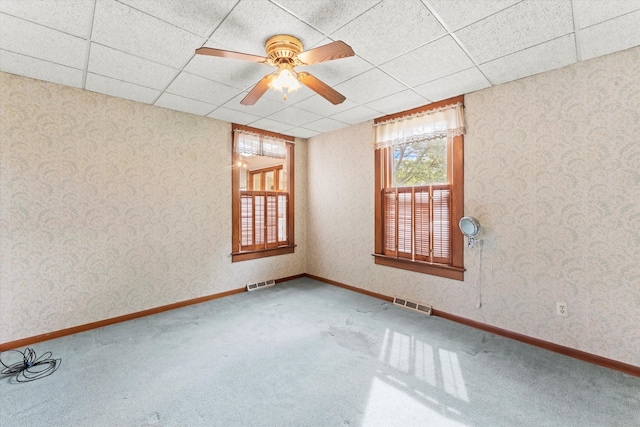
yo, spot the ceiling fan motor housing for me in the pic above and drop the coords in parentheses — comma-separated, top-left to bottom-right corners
(265, 35, 304, 65)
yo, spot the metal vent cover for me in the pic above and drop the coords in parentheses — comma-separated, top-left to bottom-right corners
(246, 279, 276, 291)
(393, 297, 432, 316)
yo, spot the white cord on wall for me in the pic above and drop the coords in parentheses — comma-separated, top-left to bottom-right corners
(474, 241, 484, 309)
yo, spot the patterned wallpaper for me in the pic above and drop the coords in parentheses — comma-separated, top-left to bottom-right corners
(307, 46, 640, 367)
(0, 72, 306, 344)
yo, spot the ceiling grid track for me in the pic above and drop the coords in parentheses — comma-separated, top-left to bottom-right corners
(81, 0, 97, 89)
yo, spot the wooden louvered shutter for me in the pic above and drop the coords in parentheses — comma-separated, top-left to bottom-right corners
(414, 187, 430, 261)
(397, 188, 413, 258)
(432, 185, 451, 264)
(277, 194, 288, 243)
(383, 189, 397, 256)
(240, 193, 254, 250)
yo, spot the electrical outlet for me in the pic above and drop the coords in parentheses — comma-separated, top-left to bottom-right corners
(556, 302, 568, 317)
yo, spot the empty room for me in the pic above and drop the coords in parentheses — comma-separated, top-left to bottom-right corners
(1, 1, 639, 426)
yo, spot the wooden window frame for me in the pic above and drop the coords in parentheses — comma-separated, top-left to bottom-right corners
(232, 124, 295, 262)
(373, 96, 465, 280)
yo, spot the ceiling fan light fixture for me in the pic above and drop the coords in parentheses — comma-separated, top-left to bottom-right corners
(269, 66, 301, 99)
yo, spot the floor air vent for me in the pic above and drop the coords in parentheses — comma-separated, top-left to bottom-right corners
(393, 297, 432, 316)
(246, 279, 275, 291)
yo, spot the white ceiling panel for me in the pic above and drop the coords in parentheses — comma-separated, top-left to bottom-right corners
(207, 106, 261, 125)
(86, 73, 160, 104)
(0, 0, 94, 38)
(165, 72, 239, 106)
(297, 53, 373, 87)
(414, 67, 491, 102)
(293, 95, 358, 117)
(303, 117, 350, 133)
(331, 105, 380, 125)
(184, 54, 273, 91)
(206, 0, 325, 54)
(222, 93, 287, 117)
(154, 93, 216, 116)
(335, 68, 407, 104)
(0, 49, 83, 88)
(572, 0, 640, 29)
(285, 127, 321, 139)
(480, 34, 577, 85)
(332, 0, 446, 65)
(0, 13, 86, 69)
(272, 0, 381, 34)
(118, 0, 238, 38)
(425, 0, 521, 31)
(91, 0, 205, 69)
(379, 36, 474, 87)
(267, 107, 323, 127)
(455, 0, 574, 64)
(248, 118, 295, 134)
(88, 43, 177, 90)
(1, 0, 639, 139)
(579, 10, 640, 61)
(365, 89, 429, 115)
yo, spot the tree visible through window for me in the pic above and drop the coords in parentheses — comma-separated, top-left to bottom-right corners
(374, 96, 465, 280)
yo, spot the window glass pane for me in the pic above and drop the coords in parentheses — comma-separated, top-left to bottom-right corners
(392, 138, 447, 186)
(265, 171, 275, 191)
(278, 169, 284, 191)
(252, 173, 262, 190)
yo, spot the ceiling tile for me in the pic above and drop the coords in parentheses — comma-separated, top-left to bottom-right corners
(303, 117, 350, 133)
(334, 68, 406, 104)
(579, 10, 640, 61)
(267, 107, 323, 127)
(572, 0, 640, 29)
(0, 49, 83, 88)
(296, 53, 373, 87)
(206, 0, 325, 54)
(0, 13, 86, 69)
(154, 92, 216, 116)
(165, 72, 240, 106)
(184, 54, 273, 91)
(480, 34, 577, 85)
(118, 0, 238, 38)
(286, 127, 320, 138)
(86, 73, 160, 104)
(223, 92, 287, 117)
(455, 0, 574, 64)
(414, 67, 491, 102)
(248, 118, 294, 134)
(207, 106, 261, 125)
(0, 0, 94, 38)
(332, 0, 446, 65)
(293, 96, 358, 117)
(91, 0, 205, 69)
(331, 105, 380, 125)
(365, 89, 429, 115)
(272, 0, 381, 34)
(425, 0, 521, 31)
(380, 36, 474, 87)
(88, 43, 177, 90)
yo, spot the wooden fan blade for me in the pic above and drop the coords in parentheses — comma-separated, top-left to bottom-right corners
(241, 74, 276, 105)
(195, 47, 266, 63)
(297, 72, 346, 105)
(297, 40, 355, 65)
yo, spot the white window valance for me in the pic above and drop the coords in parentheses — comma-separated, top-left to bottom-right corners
(233, 129, 289, 159)
(374, 102, 465, 150)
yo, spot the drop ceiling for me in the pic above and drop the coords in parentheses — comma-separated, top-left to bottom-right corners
(1, 0, 639, 139)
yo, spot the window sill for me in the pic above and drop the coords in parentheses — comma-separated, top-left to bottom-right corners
(372, 254, 464, 281)
(232, 245, 296, 262)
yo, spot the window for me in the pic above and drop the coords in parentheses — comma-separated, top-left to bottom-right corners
(373, 96, 465, 280)
(232, 124, 295, 262)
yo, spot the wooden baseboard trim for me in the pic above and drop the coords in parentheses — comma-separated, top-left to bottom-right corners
(275, 273, 306, 283)
(304, 274, 394, 302)
(308, 274, 639, 378)
(0, 286, 246, 352)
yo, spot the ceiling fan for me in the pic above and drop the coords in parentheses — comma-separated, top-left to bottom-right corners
(195, 35, 355, 106)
